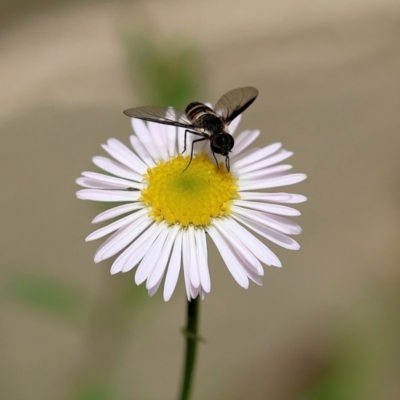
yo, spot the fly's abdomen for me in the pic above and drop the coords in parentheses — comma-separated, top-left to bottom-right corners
(185, 102, 218, 123)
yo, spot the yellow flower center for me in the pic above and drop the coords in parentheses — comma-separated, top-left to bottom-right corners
(140, 153, 238, 227)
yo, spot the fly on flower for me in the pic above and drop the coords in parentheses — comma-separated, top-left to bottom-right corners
(123, 87, 258, 171)
(76, 89, 307, 301)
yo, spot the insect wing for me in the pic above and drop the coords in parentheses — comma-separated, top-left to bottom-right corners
(123, 106, 192, 128)
(215, 87, 258, 124)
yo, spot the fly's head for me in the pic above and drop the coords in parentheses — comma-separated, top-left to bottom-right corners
(210, 133, 234, 157)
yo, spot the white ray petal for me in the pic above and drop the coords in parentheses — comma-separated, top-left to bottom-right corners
(244, 267, 263, 285)
(94, 213, 152, 262)
(188, 226, 200, 288)
(239, 150, 293, 174)
(81, 172, 144, 190)
(86, 208, 147, 242)
(105, 138, 148, 172)
(214, 219, 264, 276)
(76, 177, 123, 189)
(76, 189, 141, 202)
(233, 143, 282, 169)
(223, 217, 282, 267)
(228, 115, 242, 135)
(231, 205, 302, 235)
(234, 215, 300, 250)
(177, 127, 186, 153)
(238, 192, 307, 204)
(207, 225, 249, 288)
(164, 230, 183, 301)
(239, 165, 292, 180)
(92, 203, 144, 223)
(182, 231, 192, 300)
(129, 135, 156, 167)
(233, 200, 301, 216)
(230, 129, 260, 157)
(131, 119, 162, 161)
(165, 111, 178, 156)
(92, 156, 143, 181)
(110, 222, 160, 274)
(148, 276, 163, 297)
(147, 225, 180, 289)
(148, 121, 169, 160)
(238, 173, 307, 191)
(195, 229, 210, 293)
(135, 226, 170, 285)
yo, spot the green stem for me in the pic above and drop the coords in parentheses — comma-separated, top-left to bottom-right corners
(179, 297, 200, 400)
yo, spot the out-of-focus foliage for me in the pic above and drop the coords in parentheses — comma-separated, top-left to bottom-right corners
(6, 272, 86, 324)
(293, 291, 397, 400)
(74, 382, 117, 400)
(124, 34, 204, 109)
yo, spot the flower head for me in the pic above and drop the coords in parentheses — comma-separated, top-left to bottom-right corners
(76, 114, 306, 301)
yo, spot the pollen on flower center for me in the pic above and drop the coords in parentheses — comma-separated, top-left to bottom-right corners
(140, 153, 238, 227)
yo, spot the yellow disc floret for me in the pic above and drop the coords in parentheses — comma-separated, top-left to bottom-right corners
(140, 153, 238, 227)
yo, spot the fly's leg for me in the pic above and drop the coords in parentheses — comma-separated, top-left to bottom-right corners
(225, 156, 230, 172)
(183, 137, 207, 172)
(182, 130, 203, 154)
(212, 152, 219, 169)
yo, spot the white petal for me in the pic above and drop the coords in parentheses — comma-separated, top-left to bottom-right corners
(239, 165, 292, 180)
(223, 217, 282, 267)
(135, 225, 170, 285)
(94, 213, 152, 262)
(81, 172, 144, 190)
(188, 226, 200, 288)
(76, 177, 123, 189)
(129, 135, 155, 167)
(194, 229, 210, 293)
(234, 215, 300, 250)
(230, 130, 260, 157)
(92, 203, 144, 223)
(76, 189, 141, 202)
(182, 232, 192, 300)
(110, 222, 160, 274)
(231, 205, 302, 235)
(148, 277, 163, 297)
(131, 119, 162, 161)
(148, 121, 169, 160)
(86, 208, 148, 242)
(238, 192, 307, 204)
(233, 200, 301, 216)
(147, 225, 180, 289)
(164, 230, 183, 301)
(166, 124, 178, 157)
(238, 173, 307, 191)
(233, 143, 282, 169)
(176, 127, 186, 153)
(104, 138, 147, 172)
(207, 225, 249, 288)
(92, 156, 143, 181)
(228, 114, 242, 135)
(214, 219, 264, 276)
(239, 150, 293, 174)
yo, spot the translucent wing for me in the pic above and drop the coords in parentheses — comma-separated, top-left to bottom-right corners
(123, 106, 192, 128)
(215, 87, 258, 124)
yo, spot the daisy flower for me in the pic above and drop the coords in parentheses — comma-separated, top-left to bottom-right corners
(76, 114, 306, 301)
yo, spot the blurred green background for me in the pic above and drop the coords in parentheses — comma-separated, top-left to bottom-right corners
(1, 0, 400, 399)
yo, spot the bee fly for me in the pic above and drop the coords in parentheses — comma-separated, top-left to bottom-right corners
(123, 86, 258, 171)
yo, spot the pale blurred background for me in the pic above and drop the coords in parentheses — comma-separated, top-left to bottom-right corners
(1, 0, 400, 399)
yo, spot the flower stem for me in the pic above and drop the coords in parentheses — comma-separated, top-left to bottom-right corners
(179, 297, 200, 400)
